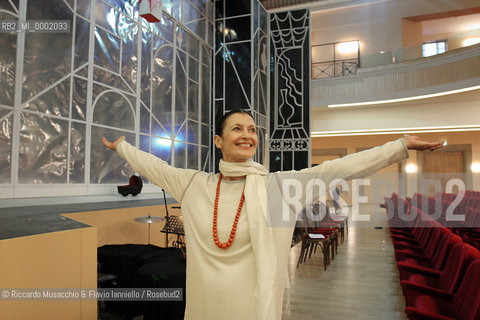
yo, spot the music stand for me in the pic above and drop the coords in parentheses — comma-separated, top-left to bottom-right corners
(161, 216, 185, 248)
(162, 189, 170, 245)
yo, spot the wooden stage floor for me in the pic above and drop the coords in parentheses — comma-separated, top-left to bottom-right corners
(285, 204, 407, 320)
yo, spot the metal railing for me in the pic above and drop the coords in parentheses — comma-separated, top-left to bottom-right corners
(360, 28, 480, 68)
(311, 40, 360, 79)
(312, 59, 358, 78)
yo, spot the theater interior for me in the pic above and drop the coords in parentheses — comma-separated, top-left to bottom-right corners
(1, 0, 480, 319)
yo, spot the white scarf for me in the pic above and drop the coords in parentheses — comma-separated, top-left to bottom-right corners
(219, 159, 277, 319)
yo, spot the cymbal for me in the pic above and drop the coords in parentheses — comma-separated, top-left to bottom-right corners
(134, 215, 165, 223)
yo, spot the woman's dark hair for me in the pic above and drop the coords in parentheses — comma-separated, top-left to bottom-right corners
(215, 109, 254, 136)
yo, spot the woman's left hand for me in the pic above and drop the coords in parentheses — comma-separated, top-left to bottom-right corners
(403, 134, 445, 151)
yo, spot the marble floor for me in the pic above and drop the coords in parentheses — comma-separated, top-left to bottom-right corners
(284, 204, 408, 320)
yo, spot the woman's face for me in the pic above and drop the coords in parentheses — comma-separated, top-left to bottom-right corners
(214, 113, 258, 162)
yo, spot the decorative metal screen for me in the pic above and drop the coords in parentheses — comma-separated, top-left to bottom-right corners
(213, 0, 269, 168)
(0, 0, 214, 197)
(269, 9, 310, 171)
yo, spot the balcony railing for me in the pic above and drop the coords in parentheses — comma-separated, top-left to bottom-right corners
(361, 28, 480, 68)
(311, 41, 360, 79)
(312, 59, 358, 79)
(312, 29, 480, 76)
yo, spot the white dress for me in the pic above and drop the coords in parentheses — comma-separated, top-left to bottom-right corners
(116, 138, 408, 320)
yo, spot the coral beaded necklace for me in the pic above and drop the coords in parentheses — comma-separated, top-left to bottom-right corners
(212, 173, 245, 249)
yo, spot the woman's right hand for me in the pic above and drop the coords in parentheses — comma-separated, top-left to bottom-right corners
(403, 134, 445, 152)
(102, 136, 125, 151)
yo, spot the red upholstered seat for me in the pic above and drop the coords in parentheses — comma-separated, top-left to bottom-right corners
(391, 207, 434, 245)
(400, 243, 480, 304)
(388, 196, 412, 229)
(391, 209, 428, 242)
(404, 259, 480, 320)
(393, 210, 449, 264)
(413, 295, 441, 315)
(396, 232, 462, 271)
(459, 207, 480, 248)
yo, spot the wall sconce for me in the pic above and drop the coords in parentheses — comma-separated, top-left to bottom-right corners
(337, 41, 359, 54)
(472, 163, 480, 173)
(406, 163, 417, 173)
(463, 37, 480, 47)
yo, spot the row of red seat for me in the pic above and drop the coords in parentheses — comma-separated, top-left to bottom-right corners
(385, 193, 480, 319)
(385, 191, 480, 251)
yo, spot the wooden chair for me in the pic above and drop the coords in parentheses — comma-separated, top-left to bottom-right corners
(326, 199, 348, 242)
(296, 217, 333, 270)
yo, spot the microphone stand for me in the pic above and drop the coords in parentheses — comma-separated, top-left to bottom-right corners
(162, 189, 169, 247)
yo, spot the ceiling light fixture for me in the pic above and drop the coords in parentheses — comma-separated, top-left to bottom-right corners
(327, 85, 480, 108)
(311, 125, 480, 137)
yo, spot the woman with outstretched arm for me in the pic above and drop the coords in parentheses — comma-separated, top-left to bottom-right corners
(103, 109, 444, 320)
